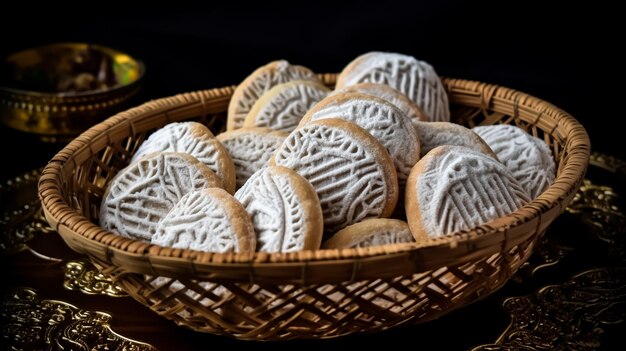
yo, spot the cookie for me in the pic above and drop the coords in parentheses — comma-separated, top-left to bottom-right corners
(405, 145, 530, 241)
(413, 121, 496, 158)
(100, 152, 223, 241)
(227, 60, 318, 131)
(336, 52, 449, 122)
(244, 80, 330, 132)
(300, 92, 420, 189)
(473, 124, 556, 199)
(271, 118, 398, 233)
(151, 188, 256, 253)
(216, 127, 288, 189)
(234, 165, 323, 252)
(132, 122, 236, 194)
(322, 218, 414, 249)
(331, 82, 427, 121)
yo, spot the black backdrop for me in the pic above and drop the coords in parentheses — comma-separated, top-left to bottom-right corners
(0, 2, 623, 349)
(0, 2, 622, 180)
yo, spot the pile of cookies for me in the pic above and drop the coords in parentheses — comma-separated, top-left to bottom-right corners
(99, 52, 556, 254)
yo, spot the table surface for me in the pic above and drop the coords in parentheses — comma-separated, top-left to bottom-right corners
(1, 4, 624, 350)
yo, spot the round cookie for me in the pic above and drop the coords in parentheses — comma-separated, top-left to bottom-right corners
(405, 145, 530, 241)
(331, 82, 427, 121)
(473, 125, 556, 199)
(413, 121, 497, 158)
(216, 127, 288, 189)
(300, 92, 420, 189)
(322, 218, 414, 249)
(100, 152, 223, 241)
(336, 52, 449, 122)
(234, 165, 323, 253)
(151, 188, 256, 253)
(271, 118, 398, 233)
(244, 80, 330, 132)
(227, 60, 318, 131)
(132, 122, 236, 194)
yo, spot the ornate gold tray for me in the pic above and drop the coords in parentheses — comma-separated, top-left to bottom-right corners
(1, 151, 623, 349)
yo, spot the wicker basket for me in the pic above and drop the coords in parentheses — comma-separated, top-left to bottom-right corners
(38, 74, 590, 340)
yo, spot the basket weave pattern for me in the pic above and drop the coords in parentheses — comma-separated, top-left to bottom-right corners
(39, 74, 590, 340)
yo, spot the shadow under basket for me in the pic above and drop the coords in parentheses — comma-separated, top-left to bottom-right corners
(38, 74, 590, 340)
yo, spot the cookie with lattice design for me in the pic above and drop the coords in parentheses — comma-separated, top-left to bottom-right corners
(216, 127, 288, 189)
(244, 80, 329, 132)
(413, 121, 496, 158)
(300, 92, 419, 189)
(271, 118, 398, 233)
(331, 82, 427, 121)
(235, 166, 323, 252)
(405, 145, 530, 241)
(473, 125, 556, 199)
(100, 152, 223, 241)
(151, 188, 255, 253)
(227, 60, 319, 131)
(132, 122, 236, 193)
(322, 218, 414, 249)
(336, 52, 449, 122)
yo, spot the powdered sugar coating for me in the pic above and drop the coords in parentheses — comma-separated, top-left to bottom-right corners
(100, 152, 222, 241)
(332, 82, 427, 121)
(473, 125, 556, 199)
(413, 121, 496, 158)
(235, 166, 323, 253)
(227, 60, 318, 131)
(301, 93, 420, 188)
(322, 218, 414, 249)
(337, 52, 449, 122)
(245, 80, 329, 132)
(132, 122, 235, 193)
(217, 128, 287, 189)
(151, 188, 255, 253)
(272, 119, 398, 233)
(406, 146, 530, 240)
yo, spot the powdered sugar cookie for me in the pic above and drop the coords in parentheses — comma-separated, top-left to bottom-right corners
(235, 166, 323, 252)
(473, 125, 556, 199)
(244, 80, 330, 132)
(300, 92, 420, 188)
(227, 60, 318, 131)
(322, 218, 414, 249)
(100, 152, 223, 241)
(271, 118, 398, 233)
(413, 121, 496, 158)
(132, 122, 236, 194)
(151, 188, 255, 253)
(216, 127, 288, 188)
(405, 145, 530, 241)
(331, 82, 427, 121)
(336, 52, 449, 122)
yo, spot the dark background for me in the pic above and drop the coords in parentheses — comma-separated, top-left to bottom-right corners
(0, 1, 622, 180)
(0, 3, 623, 349)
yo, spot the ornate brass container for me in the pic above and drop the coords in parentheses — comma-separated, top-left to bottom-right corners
(0, 43, 144, 141)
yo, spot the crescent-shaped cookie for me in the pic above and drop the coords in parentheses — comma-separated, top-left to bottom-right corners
(227, 60, 318, 131)
(100, 152, 223, 241)
(300, 92, 420, 189)
(235, 165, 323, 252)
(151, 188, 256, 253)
(336, 52, 449, 122)
(216, 127, 288, 189)
(405, 145, 530, 242)
(271, 118, 398, 233)
(322, 218, 414, 249)
(244, 80, 330, 132)
(132, 122, 236, 194)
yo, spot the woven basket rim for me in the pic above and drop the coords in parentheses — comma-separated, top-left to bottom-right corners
(38, 75, 590, 281)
